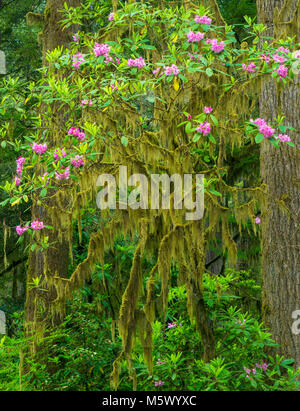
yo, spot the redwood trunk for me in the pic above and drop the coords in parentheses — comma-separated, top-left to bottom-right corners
(257, 0, 300, 369)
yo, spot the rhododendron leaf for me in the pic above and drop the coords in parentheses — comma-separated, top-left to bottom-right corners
(255, 133, 264, 143)
(286, 141, 295, 147)
(210, 115, 218, 126)
(209, 135, 216, 144)
(206, 68, 213, 77)
(209, 189, 222, 197)
(193, 134, 200, 143)
(40, 188, 47, 197)
(121, 136, 128, 147)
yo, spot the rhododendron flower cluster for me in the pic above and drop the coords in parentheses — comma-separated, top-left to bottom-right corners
(70, 155, 84, 168)
(53, 148, 67, 162)
(163, 64, 179, 76)
(187, 52, 203, 61)
(127, 56, 145, 68)
(275, 65, 288, 78)
(72, 33, 79, 44)
(16, 224, 29, 236)
(55, 167, 70, 180)
(68, 127, 86, 141)
(93, 43, 111, 57)
(16, 156, 26, 177)
(256, 362, 269, 371)
(108, 12, 116, 21)
(187, 30, 204, 43)
(255, 217, 261, 224)
(276, 134, 291, 143)
(167, 322, 177, 328)
(206, 38, 225, 53)
(31, 218, 45, 230)
(31, 142, 47, 155)
(277, 46, 290, 53)
(72, 53, 85, 69)
(204, 106, 213, 114)
(154, 380, 164, 387)
(250, 118, 275, 139)
(196, 121, 211, 136)
(80, 99, 93, 106)
(260, 53, 271, 63)
(194, 14, 212, 25)
(242, 62, 256, 73)
(272, 53, 288, 63)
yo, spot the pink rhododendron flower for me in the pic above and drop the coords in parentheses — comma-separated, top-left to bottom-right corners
(187, 52, 203, 61)
(207, 38, 225, 53)
(72, 33, 79, 44)
(80, 99, 93, 106)
(154, 380, 164, 387)
(250, 118, 267, 127)
(255, 217, 261, 224)
(194, 14, 212, 25)
(242, 62, 256, 73)
(163, 64, 179, 76)
(273, 53, 288, 63)
(259, 124, 275, 138)
(93, 43, 111, 57)
(260, 53, 271, 63)
(127, 57, 146, 68)
(108, 12, 116, 21)
(196, 121, 211, 136)
(42, 172, 50, 185)
(167, 322, 177, 328)
(16, 225, 29, 236)
(276, 134, 291, 143)
(277, 46, 290, 54)
(204, 106, 213, 114)
(187, 30, 205, 43)
(152, 67, 161, 75)
(111, 83, 118, 91)
(68, 127, 86, 141)
(14, 176, 21, 186)
(256, 362, 269, 371)
(72, 53, 85, 69)
(53, 148, 67, 162)
(186, 114, 192, 120)
(71, 155, 84, 168)
(275, 65, 288, 78)
(31, 218, 45, 231)
(16, 156, 26, 176)
(55, 166, 70, 180)
(31, 142, 47, 155)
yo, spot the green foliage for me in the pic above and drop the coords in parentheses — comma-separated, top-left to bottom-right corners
(0, 270, 298, 391)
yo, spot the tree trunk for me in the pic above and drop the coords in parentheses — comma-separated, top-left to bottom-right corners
(257, 0, 300, 369)
(25, 0, 81, 342)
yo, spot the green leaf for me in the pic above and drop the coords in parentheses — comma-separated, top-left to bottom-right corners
(210, 114, 218, 126)
(121, 136, 128, 147)
(40, 188, 47, 197)
(1, 141, 6, 149)
(209, 188, 222, 197)
(255, 133, 264, 143)
(193, 134, 200, 142)
(209, 135, 216, 144)
(206, 68, 213, 77)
